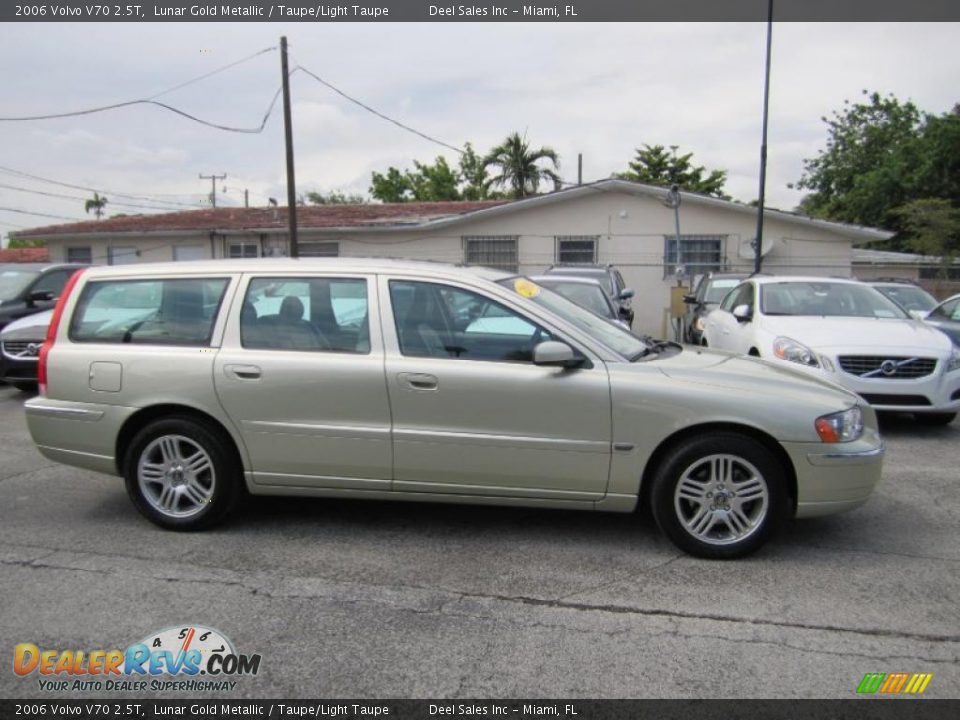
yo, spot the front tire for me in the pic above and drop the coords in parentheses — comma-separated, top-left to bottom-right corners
(650, 433, 789, 559)
(124, 416, 241, 530)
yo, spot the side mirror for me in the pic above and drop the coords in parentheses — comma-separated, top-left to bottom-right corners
(26, 290, 55, 305)
(732, 304, 752, 322)
(533, 341, 583, 368)
(908, 310, 926, 320)
(619, 288, 635, 300)
(683, 294, 698, 305)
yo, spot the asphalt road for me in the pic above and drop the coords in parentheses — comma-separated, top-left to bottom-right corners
(0, 383, 957, 700)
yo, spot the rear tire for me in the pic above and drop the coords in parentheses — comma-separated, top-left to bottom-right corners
(650, 433, 789, 559)
(123, 416, 241, 530)
(914, 412, 957, 426)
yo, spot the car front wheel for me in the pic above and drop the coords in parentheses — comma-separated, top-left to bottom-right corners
(124, 416, 241, 530)
(650, 433, 789, 559)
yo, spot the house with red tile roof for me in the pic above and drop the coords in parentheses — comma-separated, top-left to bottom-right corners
(10, 180, 891, 335)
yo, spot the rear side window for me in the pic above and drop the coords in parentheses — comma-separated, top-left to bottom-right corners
(69, 278, 229, 346)
(241, 277, 370, 354)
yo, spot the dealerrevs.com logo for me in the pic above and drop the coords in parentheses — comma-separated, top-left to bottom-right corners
(13, 625, 262, 692)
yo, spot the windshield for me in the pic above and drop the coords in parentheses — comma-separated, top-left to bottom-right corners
(539, 281, 612, 317)
(0, 269, 40, 301)
(704, 278, 742, 304)
(874, 285, 937, 313)
(761, 281, 909, 319)
(500, 277, 647, 358)
(554, 268, 613, 295)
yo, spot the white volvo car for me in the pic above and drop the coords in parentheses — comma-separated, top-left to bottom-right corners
(703, 276, 960, 425)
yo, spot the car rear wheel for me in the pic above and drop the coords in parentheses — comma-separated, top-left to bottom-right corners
(124, 416, 241, 530)
(650, 433, 789, 559)
(914, 412, 957, 426)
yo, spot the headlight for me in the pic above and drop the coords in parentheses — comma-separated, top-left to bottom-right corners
(773, 336, 820, 368)
(815, 407, 864, 443)
(948, 346, 960, 373)
(694, 317, 706, 332)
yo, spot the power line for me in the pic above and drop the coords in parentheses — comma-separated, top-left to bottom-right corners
(295, 64, 464, 155)
(0, 182, 198, 213)
(0, 164, 204, 208)
(0, 206, 85, 222)
(145, 46, 277, 101)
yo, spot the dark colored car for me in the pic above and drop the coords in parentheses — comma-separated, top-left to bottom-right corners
(0, 263, 87, 331)
(528, 275, 630, 329)
(924, 293, 960, 347)
(543, 264, 634, 327)
(866, 280, 938, 315)
(682, 272, 749, 344)
(0, 308, 51, 391)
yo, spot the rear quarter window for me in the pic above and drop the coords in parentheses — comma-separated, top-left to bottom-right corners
(69, 278, 229, 346)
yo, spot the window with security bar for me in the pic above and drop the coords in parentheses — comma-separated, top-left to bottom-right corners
(663, 235, 725, 276)
(463, 236, 519, 272)
(556, 236, 598, 265)
(66, 247, 92, 264)
(228, 241, 259, 259)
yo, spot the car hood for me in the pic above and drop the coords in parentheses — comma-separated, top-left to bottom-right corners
(759, 315, 952, 355)
(653, 347, 859, 408)
(0, 309, 53, 341)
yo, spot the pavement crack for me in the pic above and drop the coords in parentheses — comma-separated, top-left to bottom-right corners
(0, 464, 60, 483)
(553, 553, 685, 603)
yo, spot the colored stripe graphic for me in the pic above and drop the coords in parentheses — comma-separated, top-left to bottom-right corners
(857, 672, 932, 695)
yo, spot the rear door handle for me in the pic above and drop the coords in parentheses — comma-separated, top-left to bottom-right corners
(225, 364, 262, 380)
(397, 372, 439, 391)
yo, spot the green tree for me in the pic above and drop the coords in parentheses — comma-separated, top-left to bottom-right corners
(482, 132, 561, 199)
(369, 167, 411, 203)
(370, 156, 464, 202)
(306, 190, 366, 205)
(84, 192, 108, 219)
(458, 142, 494, 200)
(893, 199, 960, 276)
(795, 91, 926, 229)
(6, 237, 46, 249)
(617, 144, 728, 198)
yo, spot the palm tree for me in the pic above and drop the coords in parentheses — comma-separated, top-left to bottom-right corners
(482, 132, 562, 199)
(84, 192, 108, 219)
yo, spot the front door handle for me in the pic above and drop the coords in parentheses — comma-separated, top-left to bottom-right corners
(397, 372, 439, 391)
(225, 364, 262, 380)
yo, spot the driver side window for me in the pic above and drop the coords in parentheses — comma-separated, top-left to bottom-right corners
(389, 280, 554, 362)
(931, 298, 960, 321)
(721, 283, 751, 312)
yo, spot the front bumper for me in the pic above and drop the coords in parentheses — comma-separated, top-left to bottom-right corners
(773, 356, 960, 414)
(782, 436, 885, 518)
(0, 352, 38, 385)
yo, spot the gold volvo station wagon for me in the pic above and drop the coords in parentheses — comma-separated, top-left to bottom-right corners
(25, 259, 884, 558)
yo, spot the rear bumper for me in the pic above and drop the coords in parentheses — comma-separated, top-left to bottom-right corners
(25, 397, 133, 476)
(781, 438, 885, 518)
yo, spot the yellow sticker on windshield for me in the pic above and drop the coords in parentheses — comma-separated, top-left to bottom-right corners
(514, 278, 541, 298)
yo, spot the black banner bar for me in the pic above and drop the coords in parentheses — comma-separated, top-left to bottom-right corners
(2, 0, 959, 23)
(2, 700, 959, 720)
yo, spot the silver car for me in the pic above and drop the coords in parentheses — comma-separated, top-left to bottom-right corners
(25, 259, 884, 559)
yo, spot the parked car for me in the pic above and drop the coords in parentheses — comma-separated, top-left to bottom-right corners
(0, 263, 87, 332)
(26, 260, 883, 559)
(544, 264, 634, 327)
(0, 308, 51, 392)
(528, 275, 629, 329)
(703, 276, 960, 425)
(866, 279, 937, 316)
(923, 293, 960, 347)
(682, 272, 749, 344)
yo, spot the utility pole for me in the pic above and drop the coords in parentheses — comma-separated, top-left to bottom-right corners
(244, 189, 249, 208)
(280, 35, 299, 258)
(199, 173, 226, 208)
(753, 0, 774, 274)
(577, 154, 582, 185)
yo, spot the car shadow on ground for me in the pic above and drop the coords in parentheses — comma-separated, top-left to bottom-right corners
(876, 411, 958, 438)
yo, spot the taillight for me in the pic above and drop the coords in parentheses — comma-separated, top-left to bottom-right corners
(38, 269, 85, 397)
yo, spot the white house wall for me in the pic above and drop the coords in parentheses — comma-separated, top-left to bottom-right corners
(42, 188, 860, 338)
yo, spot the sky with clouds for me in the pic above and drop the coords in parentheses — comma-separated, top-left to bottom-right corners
(1, 21, 958, 244)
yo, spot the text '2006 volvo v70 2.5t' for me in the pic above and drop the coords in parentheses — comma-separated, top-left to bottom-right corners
(25, 259, 883, 558)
